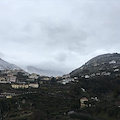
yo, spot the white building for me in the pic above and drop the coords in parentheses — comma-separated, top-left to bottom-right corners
(29, 73, 39, 79)
(62, 74, 70, 79)
(85, 75, 90, 79)
(9, 76, 17, 83)
(114, 69, 119, 72)
(90, 73, 96, 77)
(29, 83, 39, 88)
(61, 78, 74, 85)
(0, 77, 9, 83)
(109, 60, 116, 64)
(101, 72, 111, 76)
(96, 73, 100, 76)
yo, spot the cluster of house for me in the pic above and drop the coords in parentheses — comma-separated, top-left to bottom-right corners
(0, 70, 51, 89)
(79, 60, 120, 79)
(57, 74, 78, 85)
(0, 70, 18, 83)
(82, 70, 120, 79)
(0, 69, 78, 89)
(81, 72, 112, 79)
(0, 65, 90, 90)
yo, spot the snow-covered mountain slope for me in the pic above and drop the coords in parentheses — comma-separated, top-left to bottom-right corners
(25, 66, 64, 77)
(0, 58, 20, 70)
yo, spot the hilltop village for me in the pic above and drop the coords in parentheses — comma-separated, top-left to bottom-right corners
(0, 69, 76, 86)
(1, 59, 120, 89)
(0, 69, 100, 109)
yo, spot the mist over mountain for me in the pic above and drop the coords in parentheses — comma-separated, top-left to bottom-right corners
(70, 53, 120, 77)
(25, 66, 64, 77)
(0, 57, 64, 76)
(0, 58, 20, 70)
(1, 52, 120, 78)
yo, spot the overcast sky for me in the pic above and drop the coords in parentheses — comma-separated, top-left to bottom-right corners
(0, 0, 120, 73)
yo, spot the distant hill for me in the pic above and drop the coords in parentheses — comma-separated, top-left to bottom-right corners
(0, 58, 21, 70)
(25, 65, 64, 77)
(70, 53, 120, 77)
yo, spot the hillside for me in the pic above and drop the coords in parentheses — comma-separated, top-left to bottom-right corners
(70, 53, 120, 77)
(0, 58, 20, 70)
(0, 54, 119, 120)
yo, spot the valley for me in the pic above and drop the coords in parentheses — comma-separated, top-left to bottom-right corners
(0, 53, 119, 120)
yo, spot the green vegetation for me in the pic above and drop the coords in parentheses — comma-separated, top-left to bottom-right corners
(0, 75, 119, 120)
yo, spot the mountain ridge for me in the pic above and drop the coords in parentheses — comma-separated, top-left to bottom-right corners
(0, 58, 64, 76)
(70, 53, 120, 77)
(25, 65, 64, 77)
(0, 58, 21, 70)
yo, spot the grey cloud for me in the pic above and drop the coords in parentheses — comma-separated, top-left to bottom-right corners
(55, 53, 67, 62)
(41, 21, 88, 53)
(0, 52, 4, 58)
(0, 0, 120, 73)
